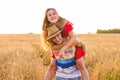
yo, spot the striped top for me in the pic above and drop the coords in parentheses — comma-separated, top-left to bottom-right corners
(52, 46, 81, 78)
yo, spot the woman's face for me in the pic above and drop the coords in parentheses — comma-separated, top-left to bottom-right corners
(47, 9, 59, 23)
(51, 33, 63, 45)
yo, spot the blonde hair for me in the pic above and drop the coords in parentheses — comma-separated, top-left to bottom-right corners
(41, 8, 68, 50)
(42, 8, 58, 31)
(41, 8, 55, 50)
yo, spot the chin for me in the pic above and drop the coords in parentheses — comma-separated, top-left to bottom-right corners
(52, 19, 58, 23)
(52, 21, 57, 23)
(57, 42, 62, 45)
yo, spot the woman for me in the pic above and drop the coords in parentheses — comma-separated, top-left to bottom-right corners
(41, 8, 86, 59)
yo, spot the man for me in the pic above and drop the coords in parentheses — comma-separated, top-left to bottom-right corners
(44, 25, 90, 80)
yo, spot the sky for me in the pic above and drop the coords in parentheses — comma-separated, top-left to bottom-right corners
(0, 0, 120, 34)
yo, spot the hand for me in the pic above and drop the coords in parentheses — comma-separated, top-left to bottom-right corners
(59, 54, 64, 59)
(59, 47, 66, 59)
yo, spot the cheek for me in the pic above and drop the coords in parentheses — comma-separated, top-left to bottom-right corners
(60, 38, 63, 43)
(59, 35, 62, 40)
(46, 14, 51, 21)
(51, 38, 56, 43)
(47, 16, 51, 21)
(56, 15, 59, 18)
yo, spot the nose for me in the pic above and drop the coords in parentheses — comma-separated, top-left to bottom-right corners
(55, 36, 60, 41)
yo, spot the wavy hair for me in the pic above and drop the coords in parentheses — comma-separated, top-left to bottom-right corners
(41, 8, 68, 50)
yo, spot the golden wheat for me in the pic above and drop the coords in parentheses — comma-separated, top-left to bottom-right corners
(0, 34, 119, 80)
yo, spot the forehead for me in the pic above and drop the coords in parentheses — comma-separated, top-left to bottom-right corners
(52, 33, 61, 38)
(47, 9, 56, 14)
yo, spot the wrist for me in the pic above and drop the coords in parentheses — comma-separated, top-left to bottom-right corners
(61, 46, 67, 50)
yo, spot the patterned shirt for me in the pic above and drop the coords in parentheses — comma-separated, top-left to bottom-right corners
(52, 46, 81, 78)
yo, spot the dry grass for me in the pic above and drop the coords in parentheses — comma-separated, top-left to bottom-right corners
(0, 34, 120, 80)
(77, 34, 120, 80)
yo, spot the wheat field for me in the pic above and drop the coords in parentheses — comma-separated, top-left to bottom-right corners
(0, 34, 119, 80)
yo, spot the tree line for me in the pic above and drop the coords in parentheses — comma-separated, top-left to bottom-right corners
(96, 28, 120, 33)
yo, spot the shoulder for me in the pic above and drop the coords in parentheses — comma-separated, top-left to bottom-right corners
(75, 47, 85, 60)
(57, 18, 72, 29)
(65, 21, 73, 26)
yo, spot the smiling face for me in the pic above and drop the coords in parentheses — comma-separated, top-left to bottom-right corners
(46, 9, 59, 23)
(51, 33, 63, 45)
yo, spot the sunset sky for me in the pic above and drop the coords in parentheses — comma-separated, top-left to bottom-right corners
(0, 0, 120, 34)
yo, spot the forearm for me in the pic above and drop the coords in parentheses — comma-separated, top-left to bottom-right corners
(79, 41, 86, 53)
(79, 68, 90, 80)
(62, 36, 75, 50)
(52, 42, 66, 50)
(52, 37, 74, 50)
(44, 70, 54, 80)
(44, 66, 56, 80)
(76, 58, 90, 80)
(74, 38, 82, 47)
(44, 59, 57, 80)
(74, 38, 86, 53)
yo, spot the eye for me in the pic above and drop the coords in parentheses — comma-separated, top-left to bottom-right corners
(48, 14, 52, 17)
(53, 12, 56, 15)
(56, 34, 59, 37)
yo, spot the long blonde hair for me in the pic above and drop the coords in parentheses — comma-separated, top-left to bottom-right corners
(41, 8, 67, 50)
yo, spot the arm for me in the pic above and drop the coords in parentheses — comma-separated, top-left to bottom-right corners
(53, 33, 86, 53)
(76, 57, 90, 80)
(44, 58, 57, 80)
(74, 36, 86, 53)
(52, 40, 67, 50)
(60, 30, 76, 51)
(58, 30, 76, 58)
(77, 40, 86, 53)
(54, 21, 76, 51)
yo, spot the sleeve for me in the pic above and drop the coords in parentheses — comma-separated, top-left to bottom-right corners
(75, 47, 85, 60)
(64, 22, 73, 32)
(62, 22, 73, 37)
(52, 53, 55, 58)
